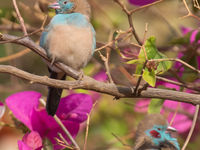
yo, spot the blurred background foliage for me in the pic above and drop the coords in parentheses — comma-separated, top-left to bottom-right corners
(0, 0, 200, 149)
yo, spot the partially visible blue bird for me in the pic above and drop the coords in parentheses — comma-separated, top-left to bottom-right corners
(134, 114, 180, 150)
(40, 0, 96, 116)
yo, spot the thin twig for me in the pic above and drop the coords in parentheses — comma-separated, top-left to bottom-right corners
(114, 0, 142, 45)
(83, 115, 90, 150)
(95, 28, 133, 52)
(156, 76, 200, 92)
(181, 105, 200, 150)
(0, 49, 30, 63)
(111, 133, 132, 149)
(148, 58, 200, 74)
(181, 0, 200, 21)
(134, 60, 148, 95)
(12, 0, 27, 35)
(0, 15, 47, 44)
(169, 102, 180, 126)
(83, 101, 98, 150)
(142, 23, 149, 44)
(54, 116, 80, 150)
(130, 0, 164, 14)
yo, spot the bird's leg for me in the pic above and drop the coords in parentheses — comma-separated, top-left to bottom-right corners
(75, 69, 84, 85)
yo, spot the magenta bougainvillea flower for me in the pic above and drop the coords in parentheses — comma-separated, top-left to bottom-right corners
(6, 91, 93, 150)
(0, 102, 5, 119)
(18, 131, 42, 150)
(181, 26, 200, 44)
(134, 81, 196, 133)
(128, 0, 157, 6)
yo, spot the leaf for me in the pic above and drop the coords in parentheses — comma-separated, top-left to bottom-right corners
(148, 98, 164, 114)
(142, 69, 156, 87)
(126, 59, 145, 64)
(135, 37, 172, 86)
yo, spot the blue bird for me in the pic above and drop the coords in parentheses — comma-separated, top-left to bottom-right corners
(40, 0, 96, 116)
(134, 114, 180, 150)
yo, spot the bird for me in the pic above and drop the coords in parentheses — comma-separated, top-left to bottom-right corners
(133, 114, 180, 150)
(39, 0, 96, 116)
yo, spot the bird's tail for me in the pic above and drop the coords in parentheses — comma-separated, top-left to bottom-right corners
(46, 69, 66, 116)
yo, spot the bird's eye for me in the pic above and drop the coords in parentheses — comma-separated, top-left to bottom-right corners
(63, 1, 67, 4)
(157, 128, 161, 131)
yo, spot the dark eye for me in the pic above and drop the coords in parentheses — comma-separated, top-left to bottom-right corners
(157, 128, 161, 131)
(150, 130, 161, 138)
(63, 1, 67, 4)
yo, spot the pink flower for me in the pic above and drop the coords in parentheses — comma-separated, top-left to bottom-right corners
(128, 0, 157, 6)
(6, 91, 93, 150)
(134, 99, 150, 113)
(181, 26, 200, 44)
(18, 131, 42, 150)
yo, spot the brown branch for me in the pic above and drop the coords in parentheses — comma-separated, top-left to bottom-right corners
(1, 34, 200, 105)
(181, 0, 200, 21)
(12, 0, 27, 35)
(156, 76, 200, 92)
(114, 0, 142, 45)
(1, 65, 200, 105)
(0, 33, 79, 79)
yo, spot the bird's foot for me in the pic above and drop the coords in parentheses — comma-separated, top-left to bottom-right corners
(76, 70, 84, 84)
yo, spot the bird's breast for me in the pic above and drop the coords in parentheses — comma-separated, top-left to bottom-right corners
(46, 24, 93, 70)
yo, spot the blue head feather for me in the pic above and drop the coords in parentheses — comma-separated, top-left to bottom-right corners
(145, 125, 180, 150)
(56, 0, 75, 13)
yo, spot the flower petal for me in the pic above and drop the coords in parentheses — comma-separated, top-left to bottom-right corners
(0, 102, 5, 119)
(6, 91, 41, 130)
(18, 141, 32, 150)
(128, 0, 156, 6)
(22, 131, 42, 150)
(56, 94, 93, 123)
(30, 108, 79, 150)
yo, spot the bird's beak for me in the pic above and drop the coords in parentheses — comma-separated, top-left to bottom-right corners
(48, 2, 60, 9)
(166, 126, 177, 132)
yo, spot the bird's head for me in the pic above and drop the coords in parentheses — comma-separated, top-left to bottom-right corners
(49, 0, 91, 19)
(135, 114, 180, 150)
(49, 0, 76, 14)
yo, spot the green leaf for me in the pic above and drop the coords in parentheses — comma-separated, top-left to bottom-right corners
(148, 98, 164, 114)
(154, 52, 172, 74)
(126, 59, 145, 64)
(135, 37, 172, 86)
(142, 69, 156, 87)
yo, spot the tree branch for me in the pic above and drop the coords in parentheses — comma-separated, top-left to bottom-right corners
(0, 65, 200, 105)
